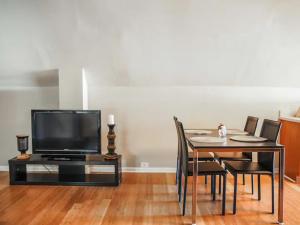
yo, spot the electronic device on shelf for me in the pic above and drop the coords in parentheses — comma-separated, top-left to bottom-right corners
(31, 110, 101, 159)
(41, 154, 86, 161)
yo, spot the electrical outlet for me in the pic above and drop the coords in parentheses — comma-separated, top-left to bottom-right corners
(140, 162, 149, 168)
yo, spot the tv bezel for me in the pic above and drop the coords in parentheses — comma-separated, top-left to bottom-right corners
(31, 110, 101, 155)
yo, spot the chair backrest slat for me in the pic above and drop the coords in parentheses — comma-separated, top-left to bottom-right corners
(173, 116, 180, 158)
(258, 119, 281, 172)
(177, 121, 189, 176)
(242, 116, 259, 159)
(244, 116, 259, 136)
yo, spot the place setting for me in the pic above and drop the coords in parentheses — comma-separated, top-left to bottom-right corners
(187, 123, 268, 144)
(184, 129, 212, 135)
(230, 135, 267, 142)
(226, 129, 248, 135)
(189, 136, 226, 143)
(188, 124, 227, 143)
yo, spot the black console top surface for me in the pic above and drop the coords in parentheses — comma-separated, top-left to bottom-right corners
(9, 154, 121, 165)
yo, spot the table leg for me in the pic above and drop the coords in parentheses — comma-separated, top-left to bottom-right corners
(192, 150, 198, 225)
(278, 147, 285, 224)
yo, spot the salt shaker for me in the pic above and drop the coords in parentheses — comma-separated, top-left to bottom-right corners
(218, 123, 227, 137)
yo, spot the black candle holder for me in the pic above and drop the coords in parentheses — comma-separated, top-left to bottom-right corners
(104, 124, 118, 160)
(16, 135, 30, 160)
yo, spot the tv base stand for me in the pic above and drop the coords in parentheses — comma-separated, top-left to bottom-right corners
(9, 154, 122, 186)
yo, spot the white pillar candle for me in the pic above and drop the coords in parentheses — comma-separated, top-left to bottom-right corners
(108, 114, 115, 125)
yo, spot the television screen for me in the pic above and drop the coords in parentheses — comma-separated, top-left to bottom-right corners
(32, 110, 101, 154)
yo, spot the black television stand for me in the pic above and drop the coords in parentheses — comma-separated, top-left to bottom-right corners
(9, 154, 122, 186)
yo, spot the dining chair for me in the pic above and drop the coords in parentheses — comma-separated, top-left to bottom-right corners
(177, 121, 227, 216)
(173, 117, 214, 196)
(223, 119, 281, 214)
(214, 116, 259, 194)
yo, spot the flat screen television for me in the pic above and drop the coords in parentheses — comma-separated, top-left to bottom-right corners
(32, 110, 101, 155)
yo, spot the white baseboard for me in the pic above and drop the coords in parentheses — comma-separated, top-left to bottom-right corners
(122, 167, 176, 173)
(0, 166, 8, 171)
(0, 165, 295, 181)
(0, 165, 176, 173)
(1, 165, 289, 176)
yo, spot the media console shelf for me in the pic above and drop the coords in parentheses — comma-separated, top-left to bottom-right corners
(9, 154, 122, 186)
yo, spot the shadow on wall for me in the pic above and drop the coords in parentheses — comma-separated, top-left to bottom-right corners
(102, 109, 137, 167)
(0, 69, 59, 87)
(0, 85, 59, 165)
(120, 130, 138, 167)
(119, 112, 137, 167)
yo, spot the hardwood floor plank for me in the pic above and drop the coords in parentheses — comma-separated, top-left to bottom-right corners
(0, 172, 300, 225)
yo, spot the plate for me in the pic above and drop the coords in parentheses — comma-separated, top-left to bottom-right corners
(230, 136, 267, 142)
(185, 130, 212, 135)
(189, 136, 225, 143)
(227, 130, 248, 135)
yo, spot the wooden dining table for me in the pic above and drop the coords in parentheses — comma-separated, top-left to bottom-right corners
(185, 130, 285, 225)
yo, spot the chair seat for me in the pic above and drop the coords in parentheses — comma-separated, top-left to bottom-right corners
(188, 152, 214, 161)
(187, 161, 227, 176)
(223, 161, 272, 174)
(214, 152, 251, 161)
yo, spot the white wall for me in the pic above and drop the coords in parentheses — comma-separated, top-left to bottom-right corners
(58, 66, 83, 109)
(84, 0, 300, 88)
(1, 0, 300, 88)
(89, 86, 300, 167)
(1, 0, 300, 168)
(0, 87, 59, 165)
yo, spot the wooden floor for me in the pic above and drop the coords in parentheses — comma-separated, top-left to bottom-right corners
(0, 172, 300, 225)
